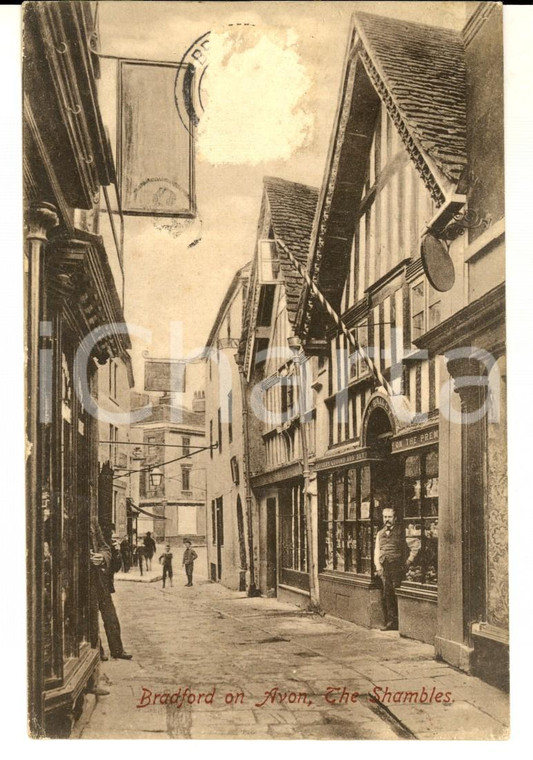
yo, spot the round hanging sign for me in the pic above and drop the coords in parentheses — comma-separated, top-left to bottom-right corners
(421, 233, 455, 292)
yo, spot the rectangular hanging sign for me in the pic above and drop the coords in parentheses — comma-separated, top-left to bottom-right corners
(118, 59, 196, 217)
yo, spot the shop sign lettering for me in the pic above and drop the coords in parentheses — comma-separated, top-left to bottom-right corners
(391, 427, 439, 453)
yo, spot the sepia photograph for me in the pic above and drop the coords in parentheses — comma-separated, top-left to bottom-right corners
(22, 0, 514, 740)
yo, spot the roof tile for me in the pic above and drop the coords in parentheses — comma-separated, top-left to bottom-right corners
(263, 176, 319, 326)
(353, 10, 467, 184)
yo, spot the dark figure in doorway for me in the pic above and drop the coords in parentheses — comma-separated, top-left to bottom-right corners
(143, 531, 157, 571)
(90, 519, 133, 660)
(374, 507, 419, 631)
(120, 535, 131, 573)
(182, 539, 198, 587)
(159, 544, 173, 588)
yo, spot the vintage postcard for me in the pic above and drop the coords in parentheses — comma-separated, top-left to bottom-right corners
(23, 0, 510, 739)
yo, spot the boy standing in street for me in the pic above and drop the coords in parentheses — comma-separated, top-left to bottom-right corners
(159, 544, 174, 588)
(182, 539, 198, 587)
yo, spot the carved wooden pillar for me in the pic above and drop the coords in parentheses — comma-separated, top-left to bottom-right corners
(445, 354, 489, 646)
(25, 202, 58, 736)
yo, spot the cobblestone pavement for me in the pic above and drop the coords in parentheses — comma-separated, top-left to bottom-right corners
(79, 568, 509, 740)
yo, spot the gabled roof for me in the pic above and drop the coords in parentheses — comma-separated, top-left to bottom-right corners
(237, 177, 319, 373)
(353, 11, 467, 187)
(264, 176, 319, 327)
(296, 11, 468, 342)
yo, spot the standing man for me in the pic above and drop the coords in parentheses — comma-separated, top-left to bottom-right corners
(374, 507, 419, 631)
(182, 539, 198, 587)
(159, 544, 174, 589)
(143, 531, 157, 571)
(90, 518, 133, 660)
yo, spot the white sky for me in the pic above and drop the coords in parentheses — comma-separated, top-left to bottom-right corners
(97, 1, 470, 392)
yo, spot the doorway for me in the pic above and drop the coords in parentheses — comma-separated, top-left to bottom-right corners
(236, 495, 247, 591)
(266, 498, 277, 594)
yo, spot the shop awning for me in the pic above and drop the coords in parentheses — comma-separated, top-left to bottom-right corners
(126, 498, 167, 519)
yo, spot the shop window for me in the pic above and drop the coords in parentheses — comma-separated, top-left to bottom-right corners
(403, 449, 439, 586)
(320, 465, 375, 576)
(279, 484, 309, 590)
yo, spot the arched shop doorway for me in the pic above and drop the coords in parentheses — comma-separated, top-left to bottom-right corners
(362, 396, 403, 519)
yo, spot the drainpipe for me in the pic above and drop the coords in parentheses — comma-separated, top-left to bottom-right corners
(288, 337, 319, 609)
(236, 360, 259, 597)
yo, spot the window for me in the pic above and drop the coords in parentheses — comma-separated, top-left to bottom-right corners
(209, 420, 213, 459)
(181, 466, 191, 492)
(410, 278, 442, 342)
(217, 408, 222, 454)
(319, 466, 375, 576)
(230, 456, 239, 485)
(108, 360, 118, 400)
(182, 436, 190, 457)
(279, 483, 309, 590)
(258, 239, 278, 283)
(403, 449, 439, 586)
(227, 390, 233, 444)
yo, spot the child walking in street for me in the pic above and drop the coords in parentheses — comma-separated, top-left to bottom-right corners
(182, 539, 198, 587)
(159, 544, 173, 588)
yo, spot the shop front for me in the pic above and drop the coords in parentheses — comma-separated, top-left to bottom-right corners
(252, 467, 310, 608)
(317, 395, 440, 644)
(391, 425, 439, 645)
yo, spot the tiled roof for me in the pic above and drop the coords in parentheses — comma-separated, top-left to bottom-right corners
(264, 176, 319, 326)
(353, 10, 467, 184)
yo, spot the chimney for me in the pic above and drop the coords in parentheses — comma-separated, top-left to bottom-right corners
(192, 390, 205, 413)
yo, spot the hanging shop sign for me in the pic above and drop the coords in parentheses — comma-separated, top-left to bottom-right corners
(118, 59, 196, 217)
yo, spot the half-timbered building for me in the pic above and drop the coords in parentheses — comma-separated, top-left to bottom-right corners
(239, 177, 319, 607)
(295, 5, 507, 689)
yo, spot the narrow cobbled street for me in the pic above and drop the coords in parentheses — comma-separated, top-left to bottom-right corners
(77, 567, 509, 740)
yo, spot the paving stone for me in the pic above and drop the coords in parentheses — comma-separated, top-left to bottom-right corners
(80, 577, 509, 740)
